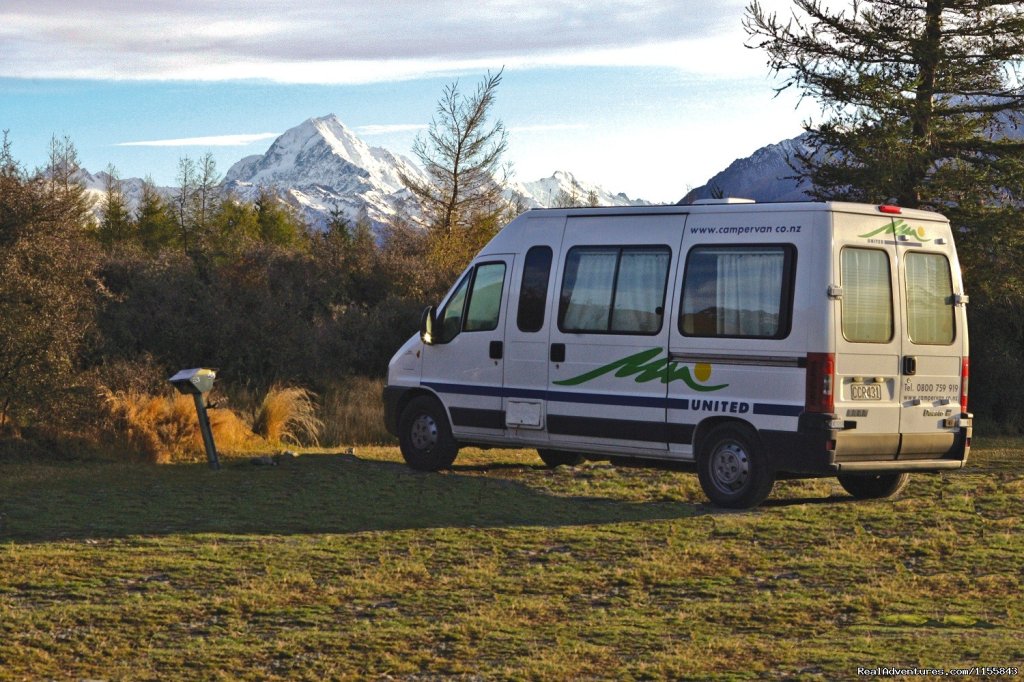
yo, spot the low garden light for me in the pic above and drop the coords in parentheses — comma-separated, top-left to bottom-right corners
(168, 368, 220, 470)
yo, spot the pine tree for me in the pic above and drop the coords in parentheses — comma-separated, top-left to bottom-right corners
(97, 164, 133, 246)
(135, 178, 179, 253)
(745, 0, 1024, 429)
(401, 69, 510, 236)
(744, 0, 1024, 266)
(255, 187, 306, 247)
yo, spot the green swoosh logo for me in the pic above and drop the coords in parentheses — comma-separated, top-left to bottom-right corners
(553, 347, 728, 392)
(859, 219, 932, 241)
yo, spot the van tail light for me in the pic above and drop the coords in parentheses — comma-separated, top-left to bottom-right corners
(805, 352, 835, 413)
(960, 356, 969, 412)
(878, 204, 902, 215)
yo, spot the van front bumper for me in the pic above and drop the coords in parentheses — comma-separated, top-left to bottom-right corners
(382, 385, 410, 438)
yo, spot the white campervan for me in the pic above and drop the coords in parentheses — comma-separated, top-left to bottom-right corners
(384, 201, 972, 508)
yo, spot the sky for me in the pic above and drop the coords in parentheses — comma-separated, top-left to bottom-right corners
(0, 0, 810, 203)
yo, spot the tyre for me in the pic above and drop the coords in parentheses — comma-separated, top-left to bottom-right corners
(537, 449, 584, 467)
(697, 424, 775, 509)
(838, 472, 910, 500)
(398, 396, 459, 471)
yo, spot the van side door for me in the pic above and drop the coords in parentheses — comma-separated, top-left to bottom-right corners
(545, 214, 683, 457)
(421, 255, 514, 442)
(501, 216, 566, 445)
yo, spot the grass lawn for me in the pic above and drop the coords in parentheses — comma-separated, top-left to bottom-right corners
(1, 440, 1022, 680)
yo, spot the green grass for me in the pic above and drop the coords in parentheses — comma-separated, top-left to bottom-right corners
(1, 441, 1022, 680)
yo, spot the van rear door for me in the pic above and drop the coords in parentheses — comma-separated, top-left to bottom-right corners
(833, 210, 965, 461)
(893, 218, 964, 458)
(832, 213, 903, 459)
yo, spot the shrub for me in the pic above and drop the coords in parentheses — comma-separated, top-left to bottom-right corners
(100, 389, 258, 463)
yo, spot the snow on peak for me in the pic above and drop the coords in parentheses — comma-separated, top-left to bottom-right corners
(512, 170, 649, 209)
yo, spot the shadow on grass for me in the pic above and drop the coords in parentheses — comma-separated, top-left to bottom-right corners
(0, 452, 704, 542)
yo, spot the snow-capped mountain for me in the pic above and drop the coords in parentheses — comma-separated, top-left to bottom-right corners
(223, 115, 427, 228)
(224, 115, 650, 228)
(681, 135, 813, 204)
(512, 170, 649, 209)
(79, 169, 151, 212)
(82, 113, 651, 230)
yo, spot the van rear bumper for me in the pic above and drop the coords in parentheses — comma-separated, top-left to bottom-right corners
(835, 459, 964, 472)
(763, 412, 972, 476)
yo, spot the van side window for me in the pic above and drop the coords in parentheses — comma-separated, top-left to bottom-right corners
(841, 247, 893, 343)
(464, 262, 507, 332)
(517, 246, 553, 332)
(437, 273, 471, 343)
(435, 261, 507, 342)
(559, 245, 670, 335)
(680, 245, 794, 339)
(905, 252, 955, 345)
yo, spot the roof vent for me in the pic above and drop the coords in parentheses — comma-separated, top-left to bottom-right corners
(691, 198, 756, 205)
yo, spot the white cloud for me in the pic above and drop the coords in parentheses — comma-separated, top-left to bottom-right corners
(116, 133, 280, 147)
(355, 124, 428, 136)
(0, 1, 771, 83)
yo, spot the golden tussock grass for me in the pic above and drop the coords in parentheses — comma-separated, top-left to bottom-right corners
(252, 386, 323, 447)
(100, 389, 259, 463)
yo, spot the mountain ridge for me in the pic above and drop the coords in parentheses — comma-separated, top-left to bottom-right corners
(83, 114, 653, 231)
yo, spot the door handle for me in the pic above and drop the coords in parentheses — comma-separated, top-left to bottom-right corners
(489, 341, 503, 360)
(903, 356, 917, 376)
(550, 343, 566, 363)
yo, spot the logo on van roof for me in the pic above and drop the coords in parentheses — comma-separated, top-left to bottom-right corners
(859, 219, 932, 242)
(554, 347, 728, 392)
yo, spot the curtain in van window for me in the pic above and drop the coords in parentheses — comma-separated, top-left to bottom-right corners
(715, 249, 784, 336)
(562, 248, 617, 331)
(612, 249, 670, 333)
(905, 252, 954, 345)
(841, 248, 893, 343)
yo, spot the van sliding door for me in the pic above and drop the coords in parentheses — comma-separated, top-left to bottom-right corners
(545, 214, 684, 458)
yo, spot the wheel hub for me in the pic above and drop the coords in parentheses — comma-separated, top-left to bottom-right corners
(710, 441, 749, 492)
(409, 414, 438, 451)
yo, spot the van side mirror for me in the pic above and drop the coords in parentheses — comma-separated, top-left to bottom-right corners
(420, 305, 436, 345)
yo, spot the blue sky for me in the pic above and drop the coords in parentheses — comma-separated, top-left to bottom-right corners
(0, 0, 807, 203)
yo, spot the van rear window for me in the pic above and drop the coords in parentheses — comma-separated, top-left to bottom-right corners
(905, 252, 955, 345)
(679, 245, 794, 339)
(558, 245, 670, 335)
(841, 247, 893, 343)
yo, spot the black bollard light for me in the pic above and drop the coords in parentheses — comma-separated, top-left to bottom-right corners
(168, 368, 220, 470)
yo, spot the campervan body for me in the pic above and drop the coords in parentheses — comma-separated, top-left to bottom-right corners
(383, 201, 972, 508)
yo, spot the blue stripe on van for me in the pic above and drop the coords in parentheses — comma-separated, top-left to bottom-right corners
(753, 403, 805, 417)
(423, 381, 801, 417)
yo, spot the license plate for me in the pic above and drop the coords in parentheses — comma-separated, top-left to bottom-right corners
(850, 383, 882, 401)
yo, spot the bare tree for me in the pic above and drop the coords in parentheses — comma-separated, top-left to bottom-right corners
(401, 69, 510, 235)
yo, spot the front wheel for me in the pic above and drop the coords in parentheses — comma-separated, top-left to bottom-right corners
(838, 472, 910, 500)
(398, 396, 459, 471)
(697, 424, 774, 509)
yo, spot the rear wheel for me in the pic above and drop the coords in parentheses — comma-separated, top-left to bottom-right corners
(398, 396, 459, 471)
(537, 449, 584, 467)
(697, 424, 774, 509)
(838, 472, 910, 500)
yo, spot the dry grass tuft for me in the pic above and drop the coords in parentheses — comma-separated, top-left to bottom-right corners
(252, 386, 323, 447)
(100, 389, 258, 463)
